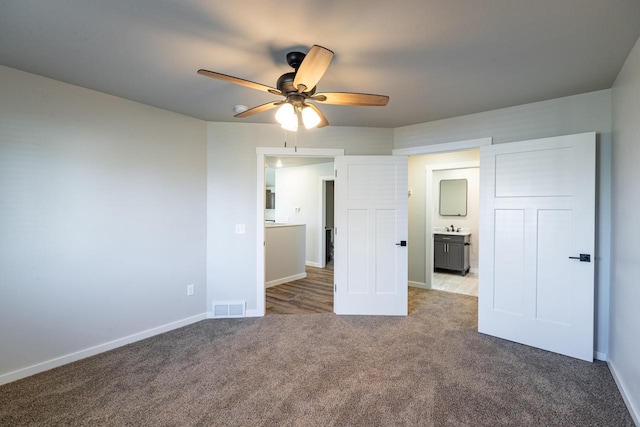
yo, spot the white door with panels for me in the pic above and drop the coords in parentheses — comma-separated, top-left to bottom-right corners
(479, 133, 595, 361)
(334, 156, 408, 315)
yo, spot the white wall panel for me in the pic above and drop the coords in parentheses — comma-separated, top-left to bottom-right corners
(536, 210, 572, 326)
(495, 149, 573, 197)
(375, 209, 397, 294)
(347, 210, 369, 294)
(493, 209, 525, 316)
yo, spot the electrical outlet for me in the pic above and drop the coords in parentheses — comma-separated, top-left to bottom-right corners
(187, 284, 194, 296)
(235, 224, 245, 234)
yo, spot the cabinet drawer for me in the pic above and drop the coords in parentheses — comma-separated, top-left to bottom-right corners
(434, 234, 466, 243)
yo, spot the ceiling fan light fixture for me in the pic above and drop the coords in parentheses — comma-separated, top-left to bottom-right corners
(301, 105, 321, 129)
(199, 44, 387, 130)
(276, 103, 298, 131)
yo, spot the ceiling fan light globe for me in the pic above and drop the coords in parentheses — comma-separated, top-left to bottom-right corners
(281, 119, 298, 132)
(302, 106, 322, 129)
(275, 102, 295, 125)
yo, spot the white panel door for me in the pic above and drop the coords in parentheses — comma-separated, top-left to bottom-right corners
(479, 133, 595, 361)
(334, 156, 408, 315)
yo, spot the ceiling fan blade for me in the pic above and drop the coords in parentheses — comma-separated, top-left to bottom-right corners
(234, 101, 283, 118)
(293, 45, 334, 93)
(313, 92, 389, 106)
(198, 69, 281, 95)
(306, 103, 329, 128)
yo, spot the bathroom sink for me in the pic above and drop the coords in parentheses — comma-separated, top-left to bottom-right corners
(433, 230, 471, 236)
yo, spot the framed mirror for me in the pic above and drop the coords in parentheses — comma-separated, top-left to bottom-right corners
(440, 179, 467, 216)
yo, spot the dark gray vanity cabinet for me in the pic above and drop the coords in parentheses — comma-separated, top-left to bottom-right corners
(434, 234, 470, 275)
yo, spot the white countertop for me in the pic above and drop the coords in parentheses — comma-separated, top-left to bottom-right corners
(265, 222, 305, 228)
(433, 227, 471, 236)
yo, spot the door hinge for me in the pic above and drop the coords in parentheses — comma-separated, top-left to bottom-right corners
(334, 284, 337, 292)
(334, 227, 337, 235)
(334, 169, 337, 178)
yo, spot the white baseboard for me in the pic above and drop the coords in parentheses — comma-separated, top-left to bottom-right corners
(265, 272, 307, 288)
(470, 268, 479, 274)
(0, 313, 208, 386)
(608, 359, 640, 426)
(409, 281, 430, 289)
(207, 308, 262, 318)
(594, 351, 607, 361)
(244, 308, 262, 317)
(305, 261, 321, 268)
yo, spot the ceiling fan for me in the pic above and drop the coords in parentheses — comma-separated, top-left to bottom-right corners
(197, 45, 389, 131)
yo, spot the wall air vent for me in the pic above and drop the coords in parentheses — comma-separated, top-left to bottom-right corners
(212, 301, 246, 318)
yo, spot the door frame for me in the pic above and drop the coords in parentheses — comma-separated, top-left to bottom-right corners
(319, 176, 334, 269)
(425, 161, 479, 289)
(256, 147, 344, 316)
(393, 137, 492, 290)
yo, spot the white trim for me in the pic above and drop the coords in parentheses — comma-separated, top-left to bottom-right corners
(426, 161, 480, 289)
(206, 308, 262, 318)
(319, 175, 335, 269)
(0, 313, 207, 386)
(409, 281, 429, 289)
(244, 309, 262, 318)
(265, 272, 307, 288)
(470, 267, 479, 274)
(609, 359, 640, 426)
(392, 137, 492, 156)
(594, 351, 607, 361)
(257, 147, 344, 317)
(306, 261, 321, 268)
(256, 147, 344, 157)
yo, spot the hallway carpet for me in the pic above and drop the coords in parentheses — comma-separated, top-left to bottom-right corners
(0, 290, 633, 426)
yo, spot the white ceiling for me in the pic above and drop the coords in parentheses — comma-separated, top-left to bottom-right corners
(2, 1, 639, 129)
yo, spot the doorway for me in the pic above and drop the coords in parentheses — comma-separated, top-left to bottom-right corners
(258, 148, 342, 316)
(427, 159, 480, 297)
(392, 138, 491, 300)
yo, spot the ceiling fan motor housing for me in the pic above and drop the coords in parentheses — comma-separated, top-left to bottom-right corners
(277, 72, 316, 97)
(286, 51, 306, 69)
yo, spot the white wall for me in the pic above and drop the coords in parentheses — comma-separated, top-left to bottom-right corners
(396, 90, 612, 359)
(610, 36, 640, 424)
(0, 66, 207, 383)
(432, 167, 479, 270)
(275, 162, 334, 266)
(207, 122, 393, 312)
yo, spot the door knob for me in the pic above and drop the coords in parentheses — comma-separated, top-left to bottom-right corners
(568, 254, 591, 262)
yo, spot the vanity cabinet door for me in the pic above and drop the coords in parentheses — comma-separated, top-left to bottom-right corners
(446, 242, 464, 270)
(434, 240, 447, 268)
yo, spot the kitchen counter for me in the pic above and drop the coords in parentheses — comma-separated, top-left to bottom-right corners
(265, 223, 306, 287)
(266, 222, 304, 228)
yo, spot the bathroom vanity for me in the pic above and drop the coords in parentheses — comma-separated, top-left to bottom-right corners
(433, 233, 470, 275)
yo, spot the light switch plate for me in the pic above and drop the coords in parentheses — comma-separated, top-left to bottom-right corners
(235, 224, 246, 234)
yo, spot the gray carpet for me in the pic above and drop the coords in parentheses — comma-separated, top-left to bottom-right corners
(0, 289, 633, 426)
